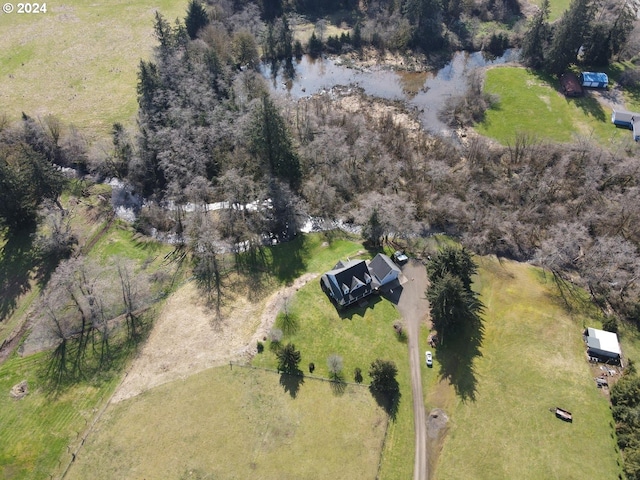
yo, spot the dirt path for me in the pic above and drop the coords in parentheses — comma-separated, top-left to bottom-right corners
(111, 274, 317, 404)
(395, 259, 430, 480)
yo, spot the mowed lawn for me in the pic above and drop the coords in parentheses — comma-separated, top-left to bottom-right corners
(0, 0, 187, 139)
(252, 274, 414, 479)
(433, 257, 622, 479)
(66, 366, 388, 480)
(477, 67, 626, 145)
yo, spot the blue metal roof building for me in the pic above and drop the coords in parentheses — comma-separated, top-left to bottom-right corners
(580, 72, 608, 88)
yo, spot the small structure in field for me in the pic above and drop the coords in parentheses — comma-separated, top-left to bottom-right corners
(585, 327, 622, 363)
(560, 73, 583, 97)
(612, 110, 640, 141)
(580, 72, 608, 89)
(554, 407, 573, 422)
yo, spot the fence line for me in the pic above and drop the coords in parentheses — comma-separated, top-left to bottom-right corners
(229, 361, 371, 388)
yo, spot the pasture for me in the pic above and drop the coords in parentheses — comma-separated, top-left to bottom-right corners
(431, 256, 622, 479)
(477, 67, 628, 146)
(0, 0, 187, 139)
(66, 366, 387, 479)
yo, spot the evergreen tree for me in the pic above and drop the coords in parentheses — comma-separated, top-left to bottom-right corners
(426, 246, 477, 291)
(249, 95, 301, 188)
(185, 0, 209, 40)
(521, 0, 550, 69)
(277, 343, 302, 374)
(307, 31, 323, 58)
(544, 0, 595, 74)
(404, 0, 445, 53)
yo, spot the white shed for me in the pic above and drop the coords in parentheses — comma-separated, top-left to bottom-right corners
(586, 327, 621, 361)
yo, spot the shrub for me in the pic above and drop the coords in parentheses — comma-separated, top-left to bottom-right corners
(309, 362, 315, 373)
(354, 367, 363, 383)
(257, 341, 264, 353)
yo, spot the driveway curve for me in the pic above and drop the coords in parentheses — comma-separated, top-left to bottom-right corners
(395, 259, 430, 480)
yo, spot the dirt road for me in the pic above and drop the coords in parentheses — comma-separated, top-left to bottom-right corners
(395, 259, 430, 480)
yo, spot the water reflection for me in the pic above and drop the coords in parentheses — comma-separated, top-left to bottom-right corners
(262, 49, 519, 135)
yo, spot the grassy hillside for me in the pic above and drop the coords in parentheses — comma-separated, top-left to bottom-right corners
(0, 0, 187, 140)
(477, 67, 628, 146)
(432, 257, 622, 479)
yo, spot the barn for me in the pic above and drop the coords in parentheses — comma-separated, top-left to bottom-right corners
(585, 327, 622, 363)
(580, 72, 608, 89)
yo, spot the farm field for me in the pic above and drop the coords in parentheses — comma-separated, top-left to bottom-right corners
(477, 67, 629, 146)
(431, 256, 622, 479)
(0, 0, 187, 140)
(66, 366, 387, 480)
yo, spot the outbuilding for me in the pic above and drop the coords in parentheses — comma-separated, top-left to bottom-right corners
(560, 72, 583, 97)
(580, 72, 608, 89)
(585, 327, 622, 363)
(612, 110, 640, 141)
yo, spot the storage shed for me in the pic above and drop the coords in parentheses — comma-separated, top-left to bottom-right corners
(560, 73, 583, 97)
(580, 72, 608, 89)
(612, 110, 640, 141)
(585, 327, 621, 362)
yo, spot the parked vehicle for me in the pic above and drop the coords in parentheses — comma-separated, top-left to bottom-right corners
(425, 351, 433, 367)
(392, 251, 408, 265)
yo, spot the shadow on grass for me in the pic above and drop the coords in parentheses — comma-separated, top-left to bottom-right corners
(330, 376, 347, 396)
(566, 93, 607, 122)
(369, 388, 401, 420)
(269, 235, 309, 285)
(435, 312, 485, 402)
(279, 370, 304, 398)
(0, 225, 37, 321)
(338, 294, 383, 320)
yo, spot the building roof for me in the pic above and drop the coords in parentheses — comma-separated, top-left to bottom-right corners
(369, 253, 401, 284)
(581, 72, 608, 84)
(587, 327, 621, 356)
(322, 259, 372, 307)
(560, 73, 583, 97)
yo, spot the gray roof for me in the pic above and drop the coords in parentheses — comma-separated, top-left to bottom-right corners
(369, 253, 400, 283)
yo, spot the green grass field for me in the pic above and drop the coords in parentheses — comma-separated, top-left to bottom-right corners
(253, 274, 414, 479)
(0, 0, 187, 140)
(529, 0, 571, 21)
(66, 366, 387, 480)
(432, 256, 622, 479)
(0, 352, 121, 479)
(477, 67, 628, 146)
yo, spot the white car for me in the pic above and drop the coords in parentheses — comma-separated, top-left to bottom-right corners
(425, 351, 433, 367)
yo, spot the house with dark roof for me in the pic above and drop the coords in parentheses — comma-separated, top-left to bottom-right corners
(321, 253, 402, 309)
(321, 259, 373, 309)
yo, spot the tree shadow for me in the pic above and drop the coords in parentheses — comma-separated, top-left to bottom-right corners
(279, 370, 304, 398)
(0, 224, 37, 321)
(268, 235, 308, 285)
(435, 312, 485, 402)
(369, 388, 401, 421)
(566, 93, 607, 122)
(330, 376, 347, 396)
